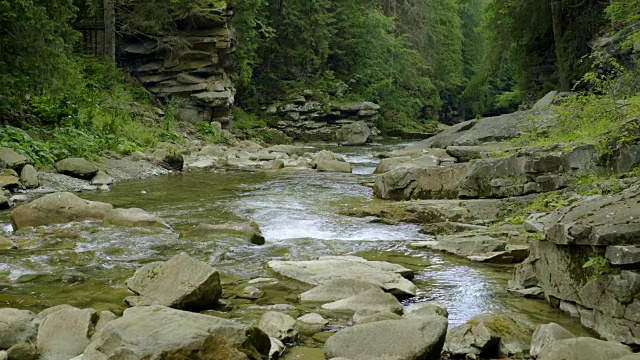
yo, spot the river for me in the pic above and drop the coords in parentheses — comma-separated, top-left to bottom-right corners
(0, 142, 589, 335)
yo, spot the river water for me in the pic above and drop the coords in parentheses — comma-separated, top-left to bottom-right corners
(0, 142, 589, 334)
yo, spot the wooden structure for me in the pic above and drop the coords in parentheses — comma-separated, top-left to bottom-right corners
(75, 0, 115, 61)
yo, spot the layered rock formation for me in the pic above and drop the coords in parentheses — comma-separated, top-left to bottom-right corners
(266, 97, 380, 143)
(509, 187, 640, 345)
(120, 4, 236, 125)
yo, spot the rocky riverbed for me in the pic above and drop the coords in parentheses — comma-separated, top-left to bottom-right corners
(1, 108, 639, 359)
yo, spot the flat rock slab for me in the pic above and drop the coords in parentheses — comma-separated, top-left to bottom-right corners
(82, 306, 271, 360)
(433, 235, 506, 257)
(267, 256, 416, 296)
(299, 278, 381, 303)
(125, 253, 221, 310)
(542, 186, 640, 246)
(324, 317, 448, 360)
(180, 221, 266, 245)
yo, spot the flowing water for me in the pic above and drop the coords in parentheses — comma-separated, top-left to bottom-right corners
(0, 142, 590, 334)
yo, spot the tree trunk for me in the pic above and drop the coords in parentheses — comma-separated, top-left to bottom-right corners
(550, 0, 570, 91)
(104, 0, 116, 62)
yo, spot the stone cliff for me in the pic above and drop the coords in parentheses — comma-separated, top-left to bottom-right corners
(118, 4, 236, 126)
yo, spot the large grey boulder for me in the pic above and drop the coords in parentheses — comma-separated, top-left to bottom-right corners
(267, 256, 416, 296)
(335, 121, 371, 145)
(37, 307, 96, 360)
(19, 165, 38, 188)
(0, 148, 30, 171)
(374, 164, 468, 200)
(54, 158, 99, 179)
(10, 192, 113, 231)
(103, 208, 170, 229)
(125, 253, 222, 310)
(537, 338, 632, 360)
(299, 278, 380, 303)
(180, 221, 266, 245)
(324, 317, 448, 360)
(432, 235, 507, 257)
(82, 306, 271, 360)
(258, 312, 297, 341)
(529, 323, 575, 358)
(321, 289, 403, 316)
(0, 309, 40, 349)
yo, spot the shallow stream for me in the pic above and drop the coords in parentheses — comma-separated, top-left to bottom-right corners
(0, 142, 590, 335)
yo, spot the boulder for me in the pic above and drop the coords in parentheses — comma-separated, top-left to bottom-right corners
(335, 121, 371, 145)
(0, 148, 30, 171)
(299, 278, 380, 303)
(529, 323, 575, 358)
(465, 314, 533, 357)
(94, 311, 117, 336)
(324, 317, 448, 360)
(444, 321, 500, 357)
(0, 309, 40, 349)
(180, 221, 266, 245)
(90, 171, 113, 186)
(10, 192, 113, 231)
(238, 286, 264, 300)
(312, 150, 346, 166)
(612, 144, 640, 173)
(374, 164, 468, 200)
(374, 156, 412, 174)
(432, 235, 507, 257)
(103, 208, 170, 229)
(321, 289, 403, 316)
(258, 312, 297, 341)
(316, 159, 352, 173)
(82, 306, 271, 360)
(153, 148, 184, 171)
(36, 307, 96, 360)
(403, 301, 448, 319)
(264, 159, 285, 170)
(265, 145, 306, 156)
(0, 176, 20, 191)
(452, 112, 527, 146)
(125, 253, 222, 310)
(537, 338, 632, 360)
(54, 158, 99, 179)
(295, 313, 328, 334)
(6, 342, 36, 360)
(267, 256, 416, 296)
(19, 165, 38, 188)
(0, 195, 9, 210)
(0, 235, 14, 250)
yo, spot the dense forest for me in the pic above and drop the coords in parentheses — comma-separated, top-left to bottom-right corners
(0, 0, 638, 160)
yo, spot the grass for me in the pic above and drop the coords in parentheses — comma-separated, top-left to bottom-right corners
(512, 93, 640, 152)
(1, 57, 183, 166)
